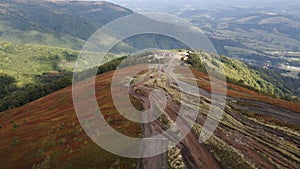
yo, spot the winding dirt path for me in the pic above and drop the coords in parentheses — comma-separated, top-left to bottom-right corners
(130, 67, 221, 169)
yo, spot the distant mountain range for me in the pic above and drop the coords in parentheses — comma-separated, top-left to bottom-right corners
(108, 0, 300, 15)
(176, 7, 300, 79)
(0, 0, 133, 49)
(0, 0, 188, 52)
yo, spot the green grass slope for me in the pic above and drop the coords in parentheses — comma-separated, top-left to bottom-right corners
(0, 41, 123, 111)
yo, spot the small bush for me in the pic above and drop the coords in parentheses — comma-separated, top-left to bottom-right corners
(13, 123, 20, 129)
(107, 118, 113, 125)
(12, 137, 20, 145)
(58, 138, 66, 144)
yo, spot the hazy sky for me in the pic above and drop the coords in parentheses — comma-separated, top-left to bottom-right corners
(70, 0, 299, 15)
(103, 0, 297, 13)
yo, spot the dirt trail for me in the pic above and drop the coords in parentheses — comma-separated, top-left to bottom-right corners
(130, 67, 221, 169)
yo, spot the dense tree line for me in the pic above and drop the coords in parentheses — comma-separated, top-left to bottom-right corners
(0, 75, 72, 112)
(0, 74, 18, 99)
(253, 66, 300, 99)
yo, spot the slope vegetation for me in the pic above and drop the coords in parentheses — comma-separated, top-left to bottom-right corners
(0, 61, 299, 168)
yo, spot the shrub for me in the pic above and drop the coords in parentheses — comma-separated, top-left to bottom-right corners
(12, 137, 20, 145)
(13, 123, 20, 129)
(58, 138, 67, 144)
(107, 118, 113, 125)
